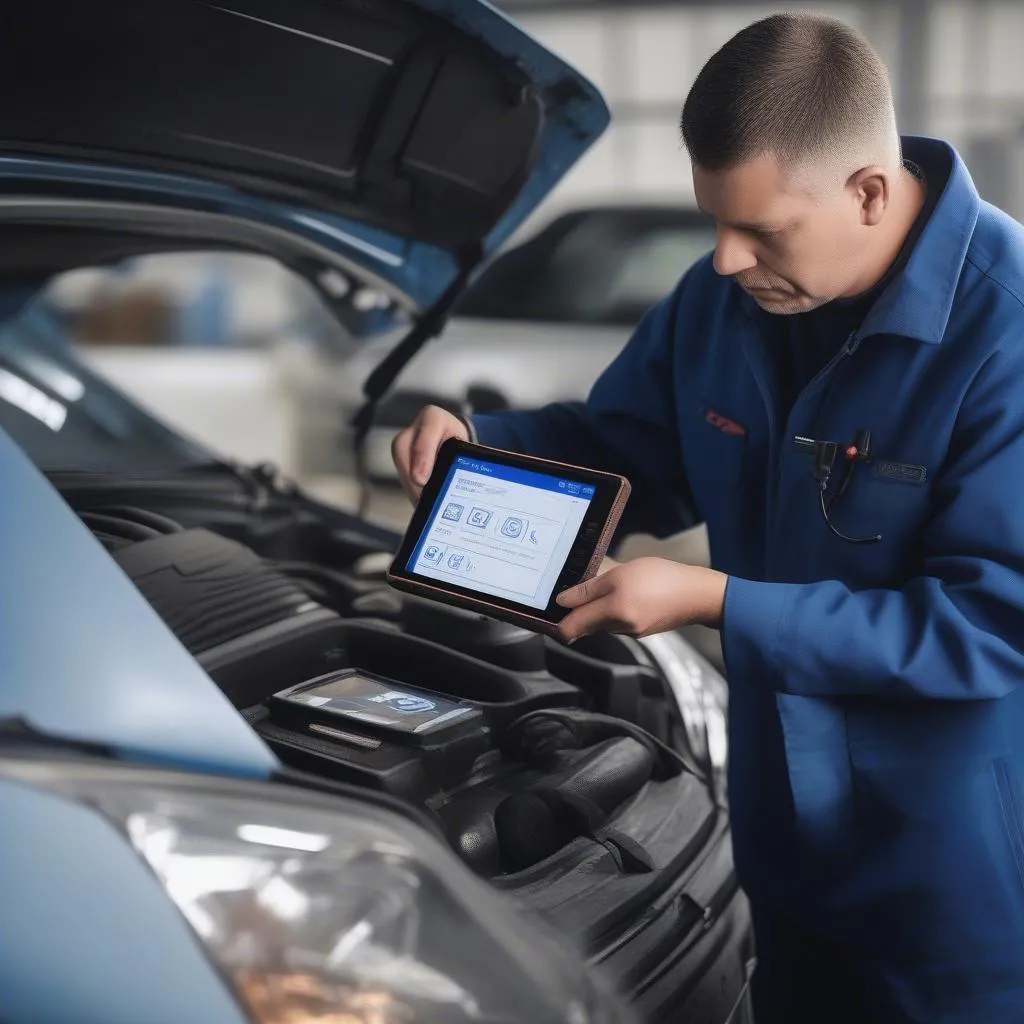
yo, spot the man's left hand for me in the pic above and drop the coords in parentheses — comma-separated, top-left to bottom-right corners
(555, 557, 728, 643)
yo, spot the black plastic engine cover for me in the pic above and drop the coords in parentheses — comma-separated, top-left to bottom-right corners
(113, 528, 318, 655)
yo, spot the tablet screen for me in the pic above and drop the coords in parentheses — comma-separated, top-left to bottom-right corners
(278, 671, 476, 736)
(406, 453, 596, 610)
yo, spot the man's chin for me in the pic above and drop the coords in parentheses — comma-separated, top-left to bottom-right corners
(744, 287, 816, 315)
(747, 290, 799, 313)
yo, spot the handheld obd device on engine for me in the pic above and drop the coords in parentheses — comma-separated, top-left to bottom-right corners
(268, 669, 490, 798)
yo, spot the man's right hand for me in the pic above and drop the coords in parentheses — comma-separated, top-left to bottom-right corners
(391, 405, 469, 503)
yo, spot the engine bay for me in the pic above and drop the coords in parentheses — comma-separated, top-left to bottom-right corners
(54, 473, 732, 950)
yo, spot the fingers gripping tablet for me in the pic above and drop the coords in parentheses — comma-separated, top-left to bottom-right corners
(387, 440, 630, 635)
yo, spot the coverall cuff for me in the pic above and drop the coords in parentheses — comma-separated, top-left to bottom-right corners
(721, 576, 789, 682)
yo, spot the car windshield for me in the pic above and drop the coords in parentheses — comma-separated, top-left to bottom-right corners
(0, 251, 362, 476)
(455, 207, 716, 325)
(0, 300, 209, 472)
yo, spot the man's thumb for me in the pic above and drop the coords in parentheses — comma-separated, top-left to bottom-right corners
(556, 579, 593, 608)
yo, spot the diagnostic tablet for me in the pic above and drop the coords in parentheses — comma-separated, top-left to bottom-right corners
(387, 439, 630, 634)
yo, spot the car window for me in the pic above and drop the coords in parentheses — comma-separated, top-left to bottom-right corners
(0, 301, 211, 471)
(48, 252, 352, 351)
(456, 209, 715, 326)
(0, 251, 359, 474)
(599, 228, 717, 323)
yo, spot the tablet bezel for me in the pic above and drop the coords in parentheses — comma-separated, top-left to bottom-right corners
(386, 439, 630, 631)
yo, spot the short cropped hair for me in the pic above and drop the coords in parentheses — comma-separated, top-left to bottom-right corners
(680, 12, 898, 173)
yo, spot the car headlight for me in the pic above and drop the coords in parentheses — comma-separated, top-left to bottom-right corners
(639, 632, 728, 774)
(6, 758, 632, 1024)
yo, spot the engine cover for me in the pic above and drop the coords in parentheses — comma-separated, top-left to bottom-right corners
(112, 528, 319, 655)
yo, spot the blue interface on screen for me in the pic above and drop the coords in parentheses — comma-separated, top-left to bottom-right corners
(408, 456, 596, 610)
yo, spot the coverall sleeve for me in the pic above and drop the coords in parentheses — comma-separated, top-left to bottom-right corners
(724, 344, 1024, 700)
(470, 278, 700, 539)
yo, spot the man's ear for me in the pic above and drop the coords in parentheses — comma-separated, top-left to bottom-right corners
(847, 166, 890, 226)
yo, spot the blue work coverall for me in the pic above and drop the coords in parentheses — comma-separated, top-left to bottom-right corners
(471, 137, 1024, 1022)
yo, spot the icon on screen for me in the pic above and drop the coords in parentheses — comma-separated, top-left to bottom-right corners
(442, 502, 464, 522)
(501, 517, 525, 539)
(367, 691, 436, 714)
(422, 544, 446, 565)
(468, 507, 492, 528)
(448, 553, 466, 570)
(529, 529, 539, 545)
(558, 481, 567, 489)
(392, 695, 435, 713)
(567, 483, 581, 495)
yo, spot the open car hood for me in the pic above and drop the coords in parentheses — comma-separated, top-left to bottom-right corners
(0, 425, 280, 778)
(0, 0, 609, 335)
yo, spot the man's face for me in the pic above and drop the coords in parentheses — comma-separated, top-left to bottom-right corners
(692, 153, 865, 314)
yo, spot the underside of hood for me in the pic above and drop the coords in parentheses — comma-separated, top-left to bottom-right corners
(0, 1, 610, 322)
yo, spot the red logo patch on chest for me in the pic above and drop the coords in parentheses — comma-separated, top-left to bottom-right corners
(705, 409, 747, 437)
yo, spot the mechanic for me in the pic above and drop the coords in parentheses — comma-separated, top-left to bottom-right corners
(392, 12, 1024, 1024)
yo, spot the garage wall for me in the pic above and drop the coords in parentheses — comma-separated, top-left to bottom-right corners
(510, 2, 1024, 231)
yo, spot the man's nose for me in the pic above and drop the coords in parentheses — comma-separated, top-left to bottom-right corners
(713, 227, 757, 277)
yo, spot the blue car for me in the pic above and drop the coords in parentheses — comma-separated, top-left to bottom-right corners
(0, 3, 752, 1022)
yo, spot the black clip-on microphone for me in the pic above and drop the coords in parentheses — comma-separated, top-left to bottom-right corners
(794, 430, 882, 545)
